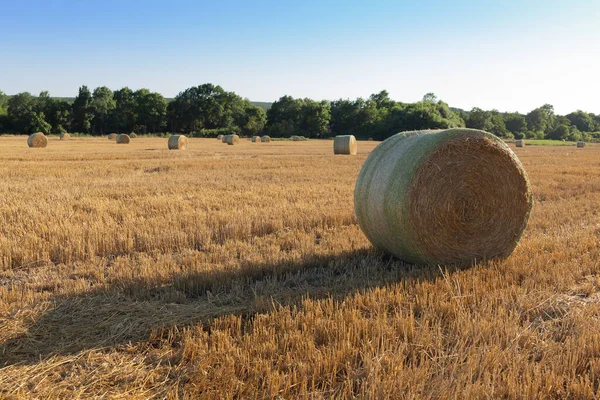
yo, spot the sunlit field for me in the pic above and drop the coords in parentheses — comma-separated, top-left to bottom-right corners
(1, 136, 600, 398)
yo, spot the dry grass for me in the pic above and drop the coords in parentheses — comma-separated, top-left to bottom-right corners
(1, 137, 600, 398)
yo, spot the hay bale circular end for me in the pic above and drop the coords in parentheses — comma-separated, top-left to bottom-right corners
(334, 135, 358, 155)
(27, 132, 48, 148)
(354, 128, 533, 265)
(515, 139, 524, 147)
(251, 136, 261, 142)
(577, 141, 585, 148)
(60, 133, 71, 140)
(116, 134, 130, 144)
(108, 133, 117, 140)
(261, 135, 271, 143)
(168, 135, 188, 150)
(225, 134, 240, 145)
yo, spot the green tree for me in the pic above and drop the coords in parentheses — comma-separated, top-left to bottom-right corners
(134, 89, 167, 133)
(7, 92, 36, 133)
(503, 113, 527, 136)
(169, 84, 238, 133)
(465, 108, 493, 131)
(235, 101, 266, 136)
(72, 86, 94, 133)
(422, 92, 438, 103)
(265, 96, 304, 137)
(27, 112, 51, 134)
(91, 86, 116, 135)
(526, 105, 555, 136)
(548, 124, 570, 140)
(566, 110, 594, 132)
(330, 98, 378, 138)
(112, 87, 137, 133)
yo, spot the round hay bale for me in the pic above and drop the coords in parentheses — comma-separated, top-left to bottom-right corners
(60, 133, 71, 140)
(334, 135, 358, 155)
(27, 132, 48, 148)
(577, 141, 585, 148)
(222, 135, 228, 143)
(225, 134, 240, 145)
(251, 136, 261, 142)
(116, 134, 130, 144)
(108, 133, 117, 140)
(292, 135, 301, 141)
(354, 128, 533, 265)
(515, 139, 524, 148)
(168, 135, 188, 150)
(217, 134, 224, 140)
(129, 132, 137, 139)
(261, 135, 271, 143)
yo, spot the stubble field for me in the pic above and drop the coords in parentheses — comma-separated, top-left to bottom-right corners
(1, 136, 600, 399)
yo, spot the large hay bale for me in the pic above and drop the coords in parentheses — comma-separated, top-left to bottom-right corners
(333, 135, 358, 155)
(116, 134, 130, 144)
(27, 132, 48, 148)
(225, 134, 240, 145)
(222, 135, 228, 143)
(261, 135, 271, 143)
(60, 133, 71, 140)
(354, 128, 533, 265)
(515, 139, 524, 147)
(251, 136, 261, 142)
(292, 135, 301, 141)
(129, 132, 137, 138)
(108, 133, 117, 140)
(168, 135, 188, 150)
(577, 141, 585, 148)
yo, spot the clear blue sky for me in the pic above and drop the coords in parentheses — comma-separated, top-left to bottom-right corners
(1, 0, 598, 114)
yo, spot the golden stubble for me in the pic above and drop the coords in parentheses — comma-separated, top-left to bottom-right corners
(1, 137, 600, 399)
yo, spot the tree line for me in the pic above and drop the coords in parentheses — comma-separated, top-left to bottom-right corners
(0, 85, 598, 142)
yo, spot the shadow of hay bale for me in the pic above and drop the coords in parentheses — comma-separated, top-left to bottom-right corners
(0, 250, 472, 367)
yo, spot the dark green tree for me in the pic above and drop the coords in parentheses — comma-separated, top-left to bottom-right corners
(503, 113, 527, 136)
(566, 110, 594, 132)
(112, 87, 137, 133)
(72, 86, 94, 133)
(7, 92, 36, 133)
(91, 86, 116, 135)
(134, 89, 167, 133)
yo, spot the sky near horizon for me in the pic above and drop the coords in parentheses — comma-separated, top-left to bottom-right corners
(1, 0, 598, 115)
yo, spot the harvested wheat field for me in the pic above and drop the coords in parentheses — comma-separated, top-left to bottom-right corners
(1, 136, 600, 398)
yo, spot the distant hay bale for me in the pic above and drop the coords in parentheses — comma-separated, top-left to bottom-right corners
(60, 133, 71, 140)
(168, 135, 188, 150)
(252, 136, 261, 142)
(261, 135, 271, 143)
(368, 137, 374, 141)
(354, 128, 533, 265)
(225, 134, 240, 145)
(221, 135, 228, 143)
(116, 134, 130, 144)
(108, 133, 117, 140)
(515, 139, 524, 147)
(292, 135, 301, 141)
(217, 134, 224, 140)
(334, 135, 358, 155)
(27, 132, 48, 148)
(577, 141, 585, 148)
(129, 132, 137, 139)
